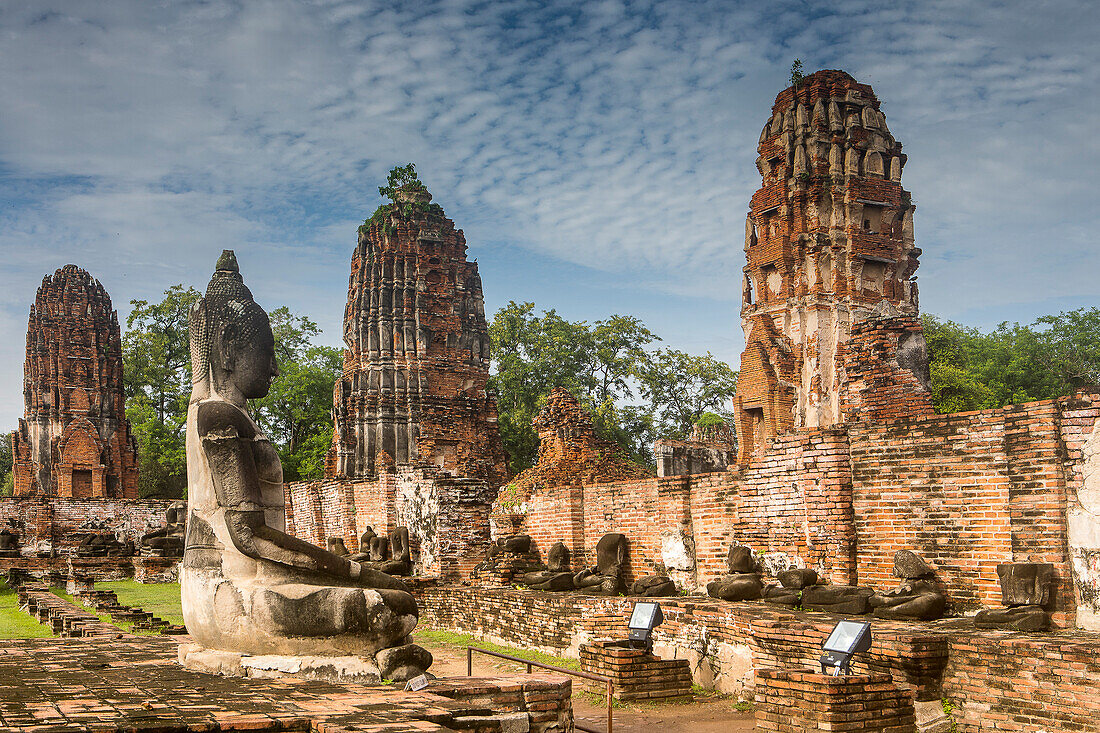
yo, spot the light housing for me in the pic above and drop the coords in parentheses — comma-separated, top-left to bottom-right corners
(819, 620, 872, 676)
(627, 601, 664, 651)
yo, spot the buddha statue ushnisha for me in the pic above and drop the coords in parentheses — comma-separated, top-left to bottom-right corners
(181, 251, 430, 674)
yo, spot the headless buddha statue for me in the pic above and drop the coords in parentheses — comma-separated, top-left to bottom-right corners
(181, 251, 427, 669)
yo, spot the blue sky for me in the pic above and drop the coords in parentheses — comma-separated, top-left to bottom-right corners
(1, 0, 1098, 428)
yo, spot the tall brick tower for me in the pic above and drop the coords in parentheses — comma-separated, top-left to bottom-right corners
(329, 184, 509, 487)
(734, 70, 923, 463)
(10, 265, 139, 498)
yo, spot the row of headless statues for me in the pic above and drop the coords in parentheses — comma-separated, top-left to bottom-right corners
(706, 545, 1053, 630)
(481, 533, 1054, 632)
(326, 527, 412, 577)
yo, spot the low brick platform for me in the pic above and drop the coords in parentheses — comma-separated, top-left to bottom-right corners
(579, 640, 692, 701)
(0, 555, 136, 581)
(132, 556, 180, 582)
(755, 668, 917, 732)
(416, 585, 951, 698)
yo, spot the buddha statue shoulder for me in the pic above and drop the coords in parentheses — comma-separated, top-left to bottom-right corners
(181, 251, 430, 675)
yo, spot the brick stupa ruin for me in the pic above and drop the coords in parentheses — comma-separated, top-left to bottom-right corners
(328, 185, 508, 487)
(10, 265, 139, 498)
(505, 387, 650, 499)
(734, 69, 931, 463)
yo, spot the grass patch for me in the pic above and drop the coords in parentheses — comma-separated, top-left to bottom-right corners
(413, 628, 581, 672)
(50, 581, 184, 635)
(98, 581, 184, 626)
(0, 579, 53, 639)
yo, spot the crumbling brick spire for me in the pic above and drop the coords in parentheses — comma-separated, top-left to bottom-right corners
(10, 265, 139, 498)
(329, 183, 509, 487)
(734, 70, 923, 463)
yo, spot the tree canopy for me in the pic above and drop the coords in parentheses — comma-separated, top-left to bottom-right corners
(487, 301, 737, 474)
(122, 286, 339, 496)
(923, 307, 1100, 413)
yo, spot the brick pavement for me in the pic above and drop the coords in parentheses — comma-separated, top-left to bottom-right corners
(3, 588, 573, 733)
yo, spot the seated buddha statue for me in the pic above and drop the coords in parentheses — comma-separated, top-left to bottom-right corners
(180, 251, 429, 677)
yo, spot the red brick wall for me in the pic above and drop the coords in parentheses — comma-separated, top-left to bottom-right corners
(285, 465, 494, 580)
(0, 497, 172, 551)
(849, 401, 1075, 623)
(943, 631, 1100, 732)
(517, 397, 1091, 626)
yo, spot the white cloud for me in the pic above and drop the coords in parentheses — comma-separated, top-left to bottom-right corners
(0, 0, 1098, 427)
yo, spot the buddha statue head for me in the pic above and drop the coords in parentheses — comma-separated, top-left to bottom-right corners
(189, 250, 279, 404)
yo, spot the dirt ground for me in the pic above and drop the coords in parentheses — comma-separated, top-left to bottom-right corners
(420, 640, 756, 733)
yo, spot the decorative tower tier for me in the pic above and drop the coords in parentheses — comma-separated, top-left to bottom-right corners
(10, 265, 139, 498)
(734, 70, 922, 463)
(329, 185, 508, 487)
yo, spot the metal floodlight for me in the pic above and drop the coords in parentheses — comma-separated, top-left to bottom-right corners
(819, 620, 872, 676)
(627, 601, 664, 651)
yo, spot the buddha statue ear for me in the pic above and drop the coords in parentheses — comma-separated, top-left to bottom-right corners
(216, 328, 236, 374)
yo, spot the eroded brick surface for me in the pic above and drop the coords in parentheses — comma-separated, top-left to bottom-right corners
(328, 187, 507, 488)
(734, 70, 923, 463)
(10, 265, 138, 499)
(755, 669, 917, 733)
(504, 388, 650, 503)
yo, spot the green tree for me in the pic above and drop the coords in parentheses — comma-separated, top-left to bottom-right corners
(922, 308, 1100, 414)
(488, 302, 595, 473)
(0, 433, 13, 497)
(1033, 308, 1100, 394)
(123, 285, 200, 497)
(487, 302, 733, 473)
(635, 349, 738, 439)
(588, 315, 659, 403)
(250, 308, 342, 481)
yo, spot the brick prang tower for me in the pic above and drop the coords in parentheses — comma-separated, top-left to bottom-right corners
(329, 185, 509, 487)
(734, 70, 922, 464)
(10, 265, 139, 498)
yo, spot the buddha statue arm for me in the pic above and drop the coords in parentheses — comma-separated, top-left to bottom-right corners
(198, 401, 409, 589)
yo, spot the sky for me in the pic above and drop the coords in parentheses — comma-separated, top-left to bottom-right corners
(1, 0, 1098, 428)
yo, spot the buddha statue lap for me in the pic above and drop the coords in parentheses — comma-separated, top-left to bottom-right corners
(707, 545, 764, 602)
(0, 523, 20, 557)
(763, 568, 818, 606)
(379, 528, 412, 576)
(630, 574, 677, 597)
(974, 563, 1053, 632)
(180, 251, 429, 675)
(869, 551, 947, 621)
(520, 542, 575, 591)
(573, 533, 627, 595)
(139, 501, 186, 558)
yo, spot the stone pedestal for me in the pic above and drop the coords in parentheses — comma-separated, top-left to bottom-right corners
(179, 643, 385, 685)
(579, 640, 692, 702)
(755, 669, 917, 733)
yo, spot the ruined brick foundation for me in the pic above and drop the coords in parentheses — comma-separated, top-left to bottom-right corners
(0, 496, 173, 556)
(285, 463, 496, 580)
(414, 585, 1100, 732)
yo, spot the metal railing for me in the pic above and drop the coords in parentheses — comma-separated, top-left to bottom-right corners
(466, 645, 614, 733)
